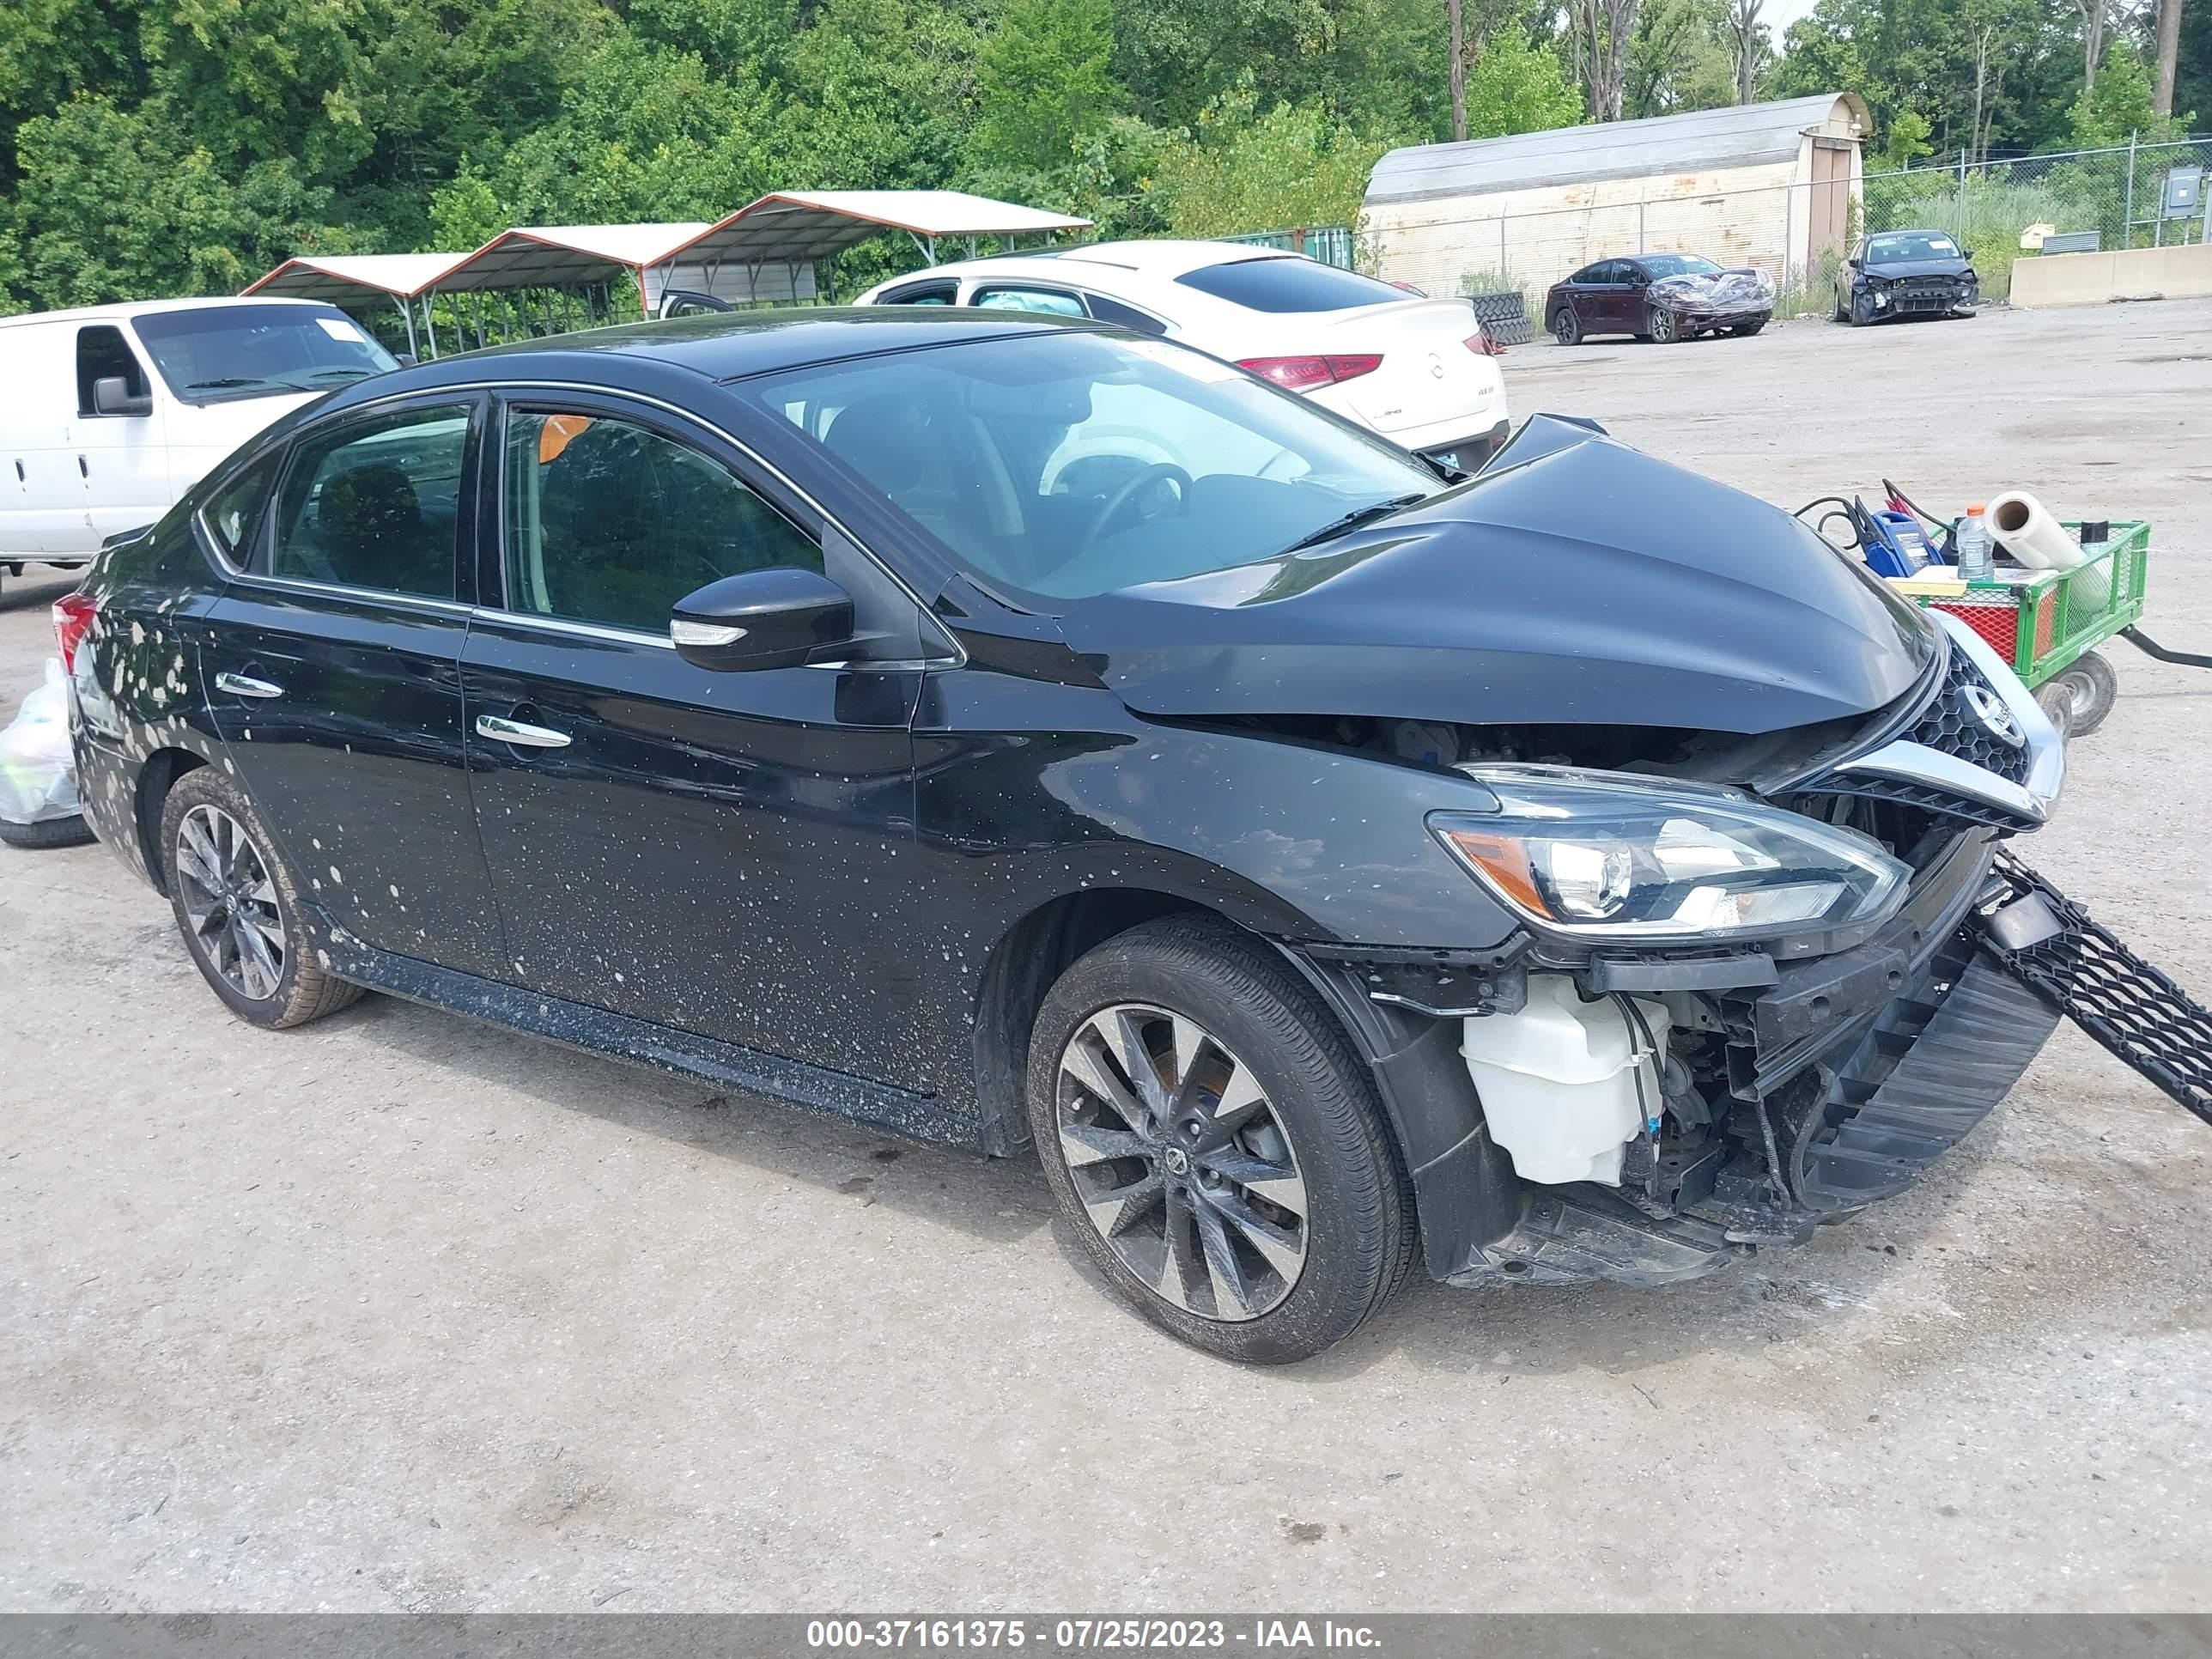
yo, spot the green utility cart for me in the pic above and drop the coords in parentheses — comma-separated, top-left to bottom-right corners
(1887, 520, 2150, 737)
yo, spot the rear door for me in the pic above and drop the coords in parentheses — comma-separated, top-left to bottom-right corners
(198, 392, 509, 980)
(0, 320, 76, 557)
(459, 392, 936, 1089)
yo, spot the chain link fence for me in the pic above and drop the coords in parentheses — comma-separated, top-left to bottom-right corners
(1230, 136, 2212, 315)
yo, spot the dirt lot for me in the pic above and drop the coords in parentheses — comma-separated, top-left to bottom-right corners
(3, 299, 2209, 1614)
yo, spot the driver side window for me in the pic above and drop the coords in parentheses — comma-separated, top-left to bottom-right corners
(500, 409, 821, 635)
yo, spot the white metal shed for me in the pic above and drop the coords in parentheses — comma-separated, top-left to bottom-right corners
(1362, 94, 1869, 296)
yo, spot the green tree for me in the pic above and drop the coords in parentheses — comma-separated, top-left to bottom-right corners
(13, 97, 339, 307)
(973, 0, 1122, 173)
(1144, 90, 1389, 236)
(2068, 35, 2192, 143)
(1463, 27, 1584, 136)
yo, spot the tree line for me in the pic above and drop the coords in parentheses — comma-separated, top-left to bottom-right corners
(0, 0, 2203, 314)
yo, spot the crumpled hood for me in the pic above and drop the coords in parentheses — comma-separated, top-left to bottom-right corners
(1651, 268, 1774, 309)
(1058, 418, 1936, 736)
(1863, 257, 1974, 281)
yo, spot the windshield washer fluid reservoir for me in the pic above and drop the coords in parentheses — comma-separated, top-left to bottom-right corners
(1459, 977, 1671, 1187)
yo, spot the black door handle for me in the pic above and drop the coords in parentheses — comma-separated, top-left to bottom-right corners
(12, 460, 21, 483)
(77, 456, 88, 478)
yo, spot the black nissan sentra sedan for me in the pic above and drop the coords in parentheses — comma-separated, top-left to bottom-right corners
(62, 309, 2064, 1361)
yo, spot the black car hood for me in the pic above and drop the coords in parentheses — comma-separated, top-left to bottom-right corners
(1863, 257, 1973, 280)
(1057, 418, 1936, 736)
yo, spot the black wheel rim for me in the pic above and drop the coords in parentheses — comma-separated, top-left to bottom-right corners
(175, 804, 286, 1000)
(1054, 1003, 1310, 1322)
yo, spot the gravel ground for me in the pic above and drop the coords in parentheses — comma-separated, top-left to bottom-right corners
(3, 298, 2208, 1613)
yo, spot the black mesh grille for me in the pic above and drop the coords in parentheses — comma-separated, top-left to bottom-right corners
(1795, 647, 2037, 833)
(1905, 651, 2032, 784)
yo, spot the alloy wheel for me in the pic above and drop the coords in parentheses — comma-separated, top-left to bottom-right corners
(1650, 307, 1676, 343)
(1054, 1002, 1310, 1322)
(174, 804, 286, 1001)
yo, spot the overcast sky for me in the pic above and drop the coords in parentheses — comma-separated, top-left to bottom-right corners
(1763, 0, 1822, 42)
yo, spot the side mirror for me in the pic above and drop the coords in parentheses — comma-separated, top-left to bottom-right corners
(93, 375, 151, 416)
(392, 352, 419, 368)
(671, 566, 854, 672)
(1847, 256, 1861, 269)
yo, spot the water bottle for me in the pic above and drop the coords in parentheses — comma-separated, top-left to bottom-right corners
(1956, 503, 1993, 581)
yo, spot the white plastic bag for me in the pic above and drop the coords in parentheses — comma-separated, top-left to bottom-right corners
(0, 659, 82, 825)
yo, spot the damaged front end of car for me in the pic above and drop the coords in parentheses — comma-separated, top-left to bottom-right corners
(1074, 416, 2067, 1289)
(1651, 266, 1776, 334)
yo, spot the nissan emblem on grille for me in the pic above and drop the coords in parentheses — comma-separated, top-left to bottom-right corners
(1960, 682, 2026, 749)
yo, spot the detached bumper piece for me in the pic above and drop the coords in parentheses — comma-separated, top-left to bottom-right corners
(1786, 949, 2058, 1210)
(1981, 850, 2212, 1125)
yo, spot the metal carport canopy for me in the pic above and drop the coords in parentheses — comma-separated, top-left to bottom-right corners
(665, 191, 1093, 268)
(434, 223, 711, 292)
(241, 251, 473, 305)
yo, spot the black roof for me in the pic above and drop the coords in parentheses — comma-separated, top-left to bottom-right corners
(388, 305, 1085, 395)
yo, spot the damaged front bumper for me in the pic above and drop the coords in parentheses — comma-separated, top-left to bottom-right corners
(1449, 832, 2059, 1288)
(1291, 831, 2061, 1291)
(1282, 620, 2069, 1291)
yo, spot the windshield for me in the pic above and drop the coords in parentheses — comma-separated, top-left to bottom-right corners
(1639, 254, 1722, 279)
(131, 305, 398, 404)
(1866, 232, 1963, 263)
(740, 329, 1437, 604)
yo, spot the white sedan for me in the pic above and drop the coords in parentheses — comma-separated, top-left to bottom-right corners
(854, 240, 1512, 473)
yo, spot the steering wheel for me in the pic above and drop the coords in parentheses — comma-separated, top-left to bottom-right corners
(1079, 462, 1191, 555)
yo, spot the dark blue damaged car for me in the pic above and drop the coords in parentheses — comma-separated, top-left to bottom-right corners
(60, 309, 2063, 1362)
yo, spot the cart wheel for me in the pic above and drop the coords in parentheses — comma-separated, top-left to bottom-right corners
(2062, 651, 2119, 737)
(2034, 678, 2075, 739)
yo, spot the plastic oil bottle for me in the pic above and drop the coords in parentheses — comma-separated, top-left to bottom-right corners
(1956, 502, 1994, 581)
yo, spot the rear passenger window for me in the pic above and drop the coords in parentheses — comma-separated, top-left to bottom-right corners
(1083, 294, 1168, 336)
(204, 456, 280, 561)
(972, 287, 1086, 317)
(76, 325, 149, 416)
(270, 404, 471, 599)
(501, 410, 822, 635)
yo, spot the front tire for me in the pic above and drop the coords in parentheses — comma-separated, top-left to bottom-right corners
(1731, 314, 1768, 337)
(1850, 290, 1876, 328)
(1026, 916, 1414, 1364)
(1647, 305, 1680, 343)
(160, 766, 363, 1029)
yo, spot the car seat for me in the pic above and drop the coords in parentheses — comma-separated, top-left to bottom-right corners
(317, 463, 442, 595)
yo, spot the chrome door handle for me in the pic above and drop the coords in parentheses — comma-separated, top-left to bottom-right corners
(476, 714, 571, 750)
(215, 672, 284, 700)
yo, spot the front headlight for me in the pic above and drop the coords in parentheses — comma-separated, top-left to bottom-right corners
(1430, 766, 1910, 944)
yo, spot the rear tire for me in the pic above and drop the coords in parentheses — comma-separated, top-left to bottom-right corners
(1026, 915, 1414, 1364)
(0, 813, 95, 849)
(160, 767, 363, 1030)
(1551, 307, 1581, 346)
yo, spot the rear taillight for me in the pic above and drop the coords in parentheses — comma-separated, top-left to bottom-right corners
(1236, 355, 1384, 392)
(52, 592, 97, 675)
(1465, 330, 1505, 357)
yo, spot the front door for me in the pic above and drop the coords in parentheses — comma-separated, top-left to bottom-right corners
(199, 393, 509, 980)
(459, 394, 933, 1089)
(70, 323, 172, 547)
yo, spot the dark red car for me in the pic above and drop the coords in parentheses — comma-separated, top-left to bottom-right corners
(1544, 253, 1776, 345)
